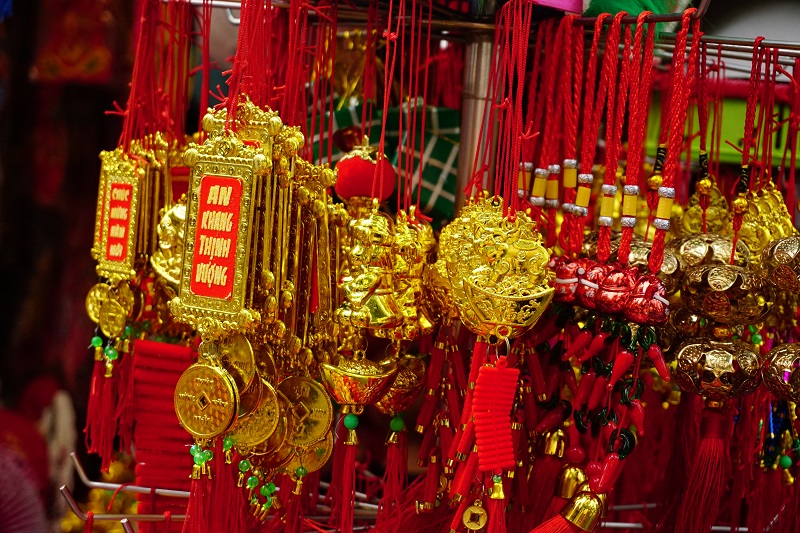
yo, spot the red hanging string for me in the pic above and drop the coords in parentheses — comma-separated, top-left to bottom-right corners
(374, 0, 402, 202)
(618, 14, 654, 266)
(647, 11, 699, 275)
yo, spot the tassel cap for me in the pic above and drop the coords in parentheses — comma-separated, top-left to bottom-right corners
(555, 466, 588, 499)
(538, 428, 567, 458)
(560, 491, 604, 532)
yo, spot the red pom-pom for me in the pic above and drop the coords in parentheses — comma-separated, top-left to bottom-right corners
(335, 152, 396, 202)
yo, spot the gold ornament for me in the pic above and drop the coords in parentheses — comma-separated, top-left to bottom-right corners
(284, 430, 334, 475)
(681, 177, 730, 236)
(85, 283, 111, 324)
(673, 337, 763, 403)
(150, 197, 187, 293)
(276, 376, 333, 447)
(375, 355, 426, 415)
(462, 500, 488, 531)
(443, 196, 554, 339)
(174, 363, 239, 439)
(319, 356, 399, 407)
(763, 344, 800, 402)
(560, 484, 606, 533)
(761, 236, 800, 292)
(681, 264, 772, 325)
(227, 379, 280, 450)
(336, 209, 403, 331)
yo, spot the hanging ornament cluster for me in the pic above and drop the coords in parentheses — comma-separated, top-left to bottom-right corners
(78, 0, 800, 532)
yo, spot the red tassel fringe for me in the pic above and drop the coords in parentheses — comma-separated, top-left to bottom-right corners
(528, 514, 584, 533)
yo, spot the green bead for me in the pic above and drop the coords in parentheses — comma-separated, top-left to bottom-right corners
(492, 474, 502, 483)
(239, 459, 251, 473)
(262, 495, 273, 509)
(752, 333, 763, 344)
(260, 485, 271, 497)
(390, 415, 405, 432)
(223, 436, 234, 451)
(203, 449, 214, 462)
(266, 482, 276, 494)
(246, 475, 259, 489)
(91, 336, 103, 348)
(194, 454, 206, 466)
(780, 455, 793, 469)
(343, 413, 359, 430)
(190, 444, 202, 456)
(104, 346, 119, 361)
(295, 466, 307, 478)
(748, 325, 757, 334)
(123, 326, 134, 339)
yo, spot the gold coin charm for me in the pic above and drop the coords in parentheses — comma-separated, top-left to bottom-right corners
(236, 376, 264, 420)
(219, 333, 257, 393)
(284, 430, 333, 475)
(99, 299, 127, 338)
(462, 500, 488, 531)
(255, 343, 278, 383)
(228, 380, 280, 449)
(113, 281, 135, 316)
(86, 283, 111, 323)
(251, 391, 292, 458)
(277, 376, 333, 447)
(174, 364, 239, 439)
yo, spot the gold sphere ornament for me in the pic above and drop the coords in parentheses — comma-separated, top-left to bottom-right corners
(673, 337, 763, 403)
(763, 343, 800, 402)
(761, 236, 800, 292)
(681, 264, 772, 325)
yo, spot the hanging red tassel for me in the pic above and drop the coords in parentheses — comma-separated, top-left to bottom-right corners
(85, 353, 119, 473)
(84, 346, 105, 457)
(207, 440, 246, 532)
(526, 428, 567, 529)
(486, 489, 507, 533)
(327, 417, 347, 525)
(182, 474, 209, 533)
(115, 343, 135, 454)
(339, 433, 357, 533)
(283, 478, 305, 533)
(528, 488, 605, 533)
(377, 427, 408, 524)
(674, 405, 734, 533)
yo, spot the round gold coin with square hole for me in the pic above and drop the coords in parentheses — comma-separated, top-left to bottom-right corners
(284, 430, 333, 475)
(86, 283, 111, 323)
(219, 333, 257, 393)
(99, 299, 127, 338)
(174, 364, 238, 439)
(277, 376, 333, 447)
(227, 380, 280, 449)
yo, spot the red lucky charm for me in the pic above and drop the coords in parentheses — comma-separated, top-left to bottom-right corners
(595, 267, 638, 315)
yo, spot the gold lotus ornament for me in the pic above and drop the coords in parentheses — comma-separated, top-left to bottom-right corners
(319, 355, 400, 408)
(763, 344, 800, 402)
(442, 196, 554, 339)
(375, 355, 426, 415)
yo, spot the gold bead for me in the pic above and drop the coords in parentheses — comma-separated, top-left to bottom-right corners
(732, 196, 748, 215)
(647, 174, 663, 190)
(696, 178, 712, 195)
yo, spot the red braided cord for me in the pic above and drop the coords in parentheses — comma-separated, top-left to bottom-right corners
(618, 15, 653, 266)
(648, 11, 697, 274)
(415, 0, 434, 213)
(373, 0, 401, 201)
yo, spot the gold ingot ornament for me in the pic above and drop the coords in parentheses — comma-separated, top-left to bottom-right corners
(375, 355, 426, 415)
(319, 356, 399, 407)
(443, 196, 554, 339)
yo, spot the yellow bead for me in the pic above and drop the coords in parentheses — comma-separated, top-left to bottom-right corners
(732, 196, 748, 215)
(647, 174, 663, 190)
(563, 167, 577, 189)
(696, 178, 712, 195)
(656, 197, 674, 220)
(546, 179, 559, 200)
(532, 177, 547, 197)
(600, 196, 615, 218)
(576, 187, 591, 208)
(622, 196, 637, 217)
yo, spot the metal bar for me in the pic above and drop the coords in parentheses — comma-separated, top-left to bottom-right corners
(608, 502, 658, 511)
(60, 486, 187, 522)
(70, 452, 190, 498)
(121, 519, 136, 533)
(574, 0, 710, 26)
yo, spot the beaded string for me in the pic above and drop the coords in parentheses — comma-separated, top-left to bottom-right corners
(647, 11, 699, 275)
(617, 13, 655, 266)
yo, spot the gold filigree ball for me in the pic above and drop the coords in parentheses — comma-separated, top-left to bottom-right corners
(763, 344, 800, 402)
(673, 337, 763, 402)
(681, 264, 773, 325)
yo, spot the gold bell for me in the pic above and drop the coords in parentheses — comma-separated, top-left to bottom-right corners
(560, 490, 605, 532)
(345, 428, 359, 446)
(386, 431, 400, 445)
(539, 428, 567, 458)
(104, 361, 114, 378)
(292, 478, 304, 496)
(555, 466, 588, 499)
(489, 475, 505, 500)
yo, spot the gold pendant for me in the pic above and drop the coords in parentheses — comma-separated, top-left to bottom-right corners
(462, 500, 488, 531)
(174, 363, 239, 439)
(227, 379, 280, 449)
(85, 283, 111, 323)
(99, 299, 127, 338)
(276, 376, 333, 447)
(284, 430, 334, 475)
